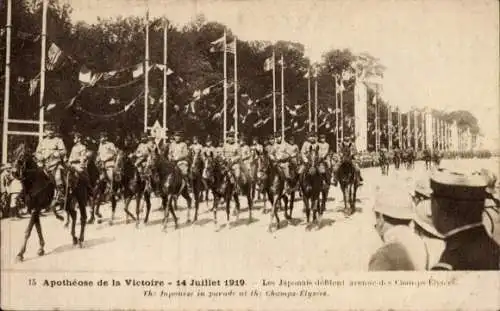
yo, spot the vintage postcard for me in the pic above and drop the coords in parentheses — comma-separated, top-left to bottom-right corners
(1, 0, 499, 310)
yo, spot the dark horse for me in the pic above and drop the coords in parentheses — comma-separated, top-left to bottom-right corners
(152, 154, 192, 231)
(90, 151, 150, 227)
(334, 150, 359, 216)
(393, 149, 401, 170)
(201, 155, 237, 226)
(189, 151, 205, 221)
(299, 146, 322, 225)
(423, 148, 432, 170)
(432, 150, 442, 168)
(255, 152, 290, 231)
(379, 150, 389, 175)
(12, 144, 56, 261)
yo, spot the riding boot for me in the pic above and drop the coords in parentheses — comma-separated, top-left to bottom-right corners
(55, 185, 66, 210)
(183, 176, 192, 193)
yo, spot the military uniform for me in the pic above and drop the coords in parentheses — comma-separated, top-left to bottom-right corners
(168, 132, 191, 191)
(317, 135, 330, 175)
(202, 137, 217, 159)
(97, 134, 118, 184)
(68, 136, 89, 173)
(132, 135, 155, 175)
(273, 142, 294, 181)
(298, 133, 317, 175)
(190, 138, 203, 158)
(428, 168, 500, 270)
(35, 129, 67, 187)
(222, 135, 241, 181)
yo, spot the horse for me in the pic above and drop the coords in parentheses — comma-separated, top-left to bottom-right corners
(201, 155, 237, 226)
(423, 149, 432, 170)
(379, 150, 389, 175)
(334, 150, 359, 216)
(299, 146, 322, 225)
(393, 149, 401, 170)
(189, 151, 204, 221)
(153, 154, 193, 231)
(432, 150, 442, 168)
(317, 153, 331, 216)
(11, 143, 56, 261)
(61, 164, 91, 247)
(236, 154, 256, 221)
(255, 151, 291, 231)
(90, 151, 144, 226)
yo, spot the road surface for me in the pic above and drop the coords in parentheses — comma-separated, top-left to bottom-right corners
(1, 158, 499, 275)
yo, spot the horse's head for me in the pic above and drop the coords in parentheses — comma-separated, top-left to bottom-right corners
(202, 155, 215, 183)
(255, 153, 269, 187)
(12, 143, 35, 181)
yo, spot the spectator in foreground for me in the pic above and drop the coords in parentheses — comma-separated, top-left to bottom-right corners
(429, 168, 500, 270)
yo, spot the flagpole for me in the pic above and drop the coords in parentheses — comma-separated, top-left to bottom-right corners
(223, 29, 227, 143)
(162, 18, 167, 131)
(1, 0, 12, 163)
(334, 75, 339, 151)
(308, 69, 311, 132)
(340, 77, 344, 141)
(143, 6, 149, 133)
(234, 38, 238, 140)
(38, 0, 48, 140)
(280, 54, 285, 140)
(374, 94, 378, 152)
(414, 110, 418, 150)
(272, 49, 276, 136)
(398, 108, 402, 148)
(387, 104, 392, 151)
(314, 69, 318, 133)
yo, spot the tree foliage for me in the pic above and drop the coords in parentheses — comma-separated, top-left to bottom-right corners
(0, 0, 480, 152)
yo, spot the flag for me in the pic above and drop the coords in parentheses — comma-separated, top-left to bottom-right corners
(202, 87, 210, 96)
(89, 73, 103, 86)
(29, 78, 39, 96)
(155, 64, 174, 75)
(209, 35, 225, 53)
(46, 43, 64, 71)
(263, 56, 274, 72)
(304, 69, 310, 79)
(226, 41, 236, 54)
(132, 63, 153, 78)
(78, 65, 92, 84)
(192, 90, 201, 99)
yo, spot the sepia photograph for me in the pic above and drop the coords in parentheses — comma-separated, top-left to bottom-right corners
(1, 0, 499, 309)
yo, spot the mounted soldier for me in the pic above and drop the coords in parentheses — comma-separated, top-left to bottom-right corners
(35, 123, 67, 208)
(190, 136, 203, 159)
(317, 134, 331, 183)
(222, 130, 241, 187)
(239, 135, 252, 166)
(68, 131, 91, 187)
(96, 131, 119, 194)
(130, 132, 155, 191)
(264, 136, 274, 157)
(250, 137, 263, 157)
(333, 137, 364, 186)
(271, 134, 295, 193)
(168, 130, 191, 193)
(202, 135, 216, 159)
(298, 131, 318, 176)
(1, 162, 23, 218)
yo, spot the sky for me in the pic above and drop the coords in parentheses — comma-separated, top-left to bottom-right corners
(65, 0, 499, 147)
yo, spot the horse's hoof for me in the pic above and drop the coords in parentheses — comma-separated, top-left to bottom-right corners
(37, 249, 45, 256)
(78, 241, 83, 248)
(267, 225, 273, 233)
(108, 221, 113, 226)
(16, 254, 24, 262)
(186, 219, 191, 224)
(88, 218, 95, 224)
(64, 223, 69, 228)
(96, 213, 103, 218)
(135, 222, 140, 229)
(72, 237, 78, 245)
(97, 219, 103, 224)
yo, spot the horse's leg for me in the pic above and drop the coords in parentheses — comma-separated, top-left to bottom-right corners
(122, 195, 135, 224)
(289, 191, 295, 219)
(182, 188, 192, 224)
(33, 210, 45, 256)
(225, 192, 231, 223)
(109, 192, 118, 225)
(169, 195, 179, 229)
(143, 191, 151, 224)
(268, 195, 275, 232)
(78, 194, 87, 248)
(16, 210, 37, 261)
(342, 186, 348, 213)
(135, 191, 142, 228)
(69, 200, 78, 245)
(213, 195, 219, 226)
(247, 188, 253, 221)
(282, 194, 289, 219)
(162, 195, 169, 231)
(274, 196, 281, 229)
(232, 192, 240, 219)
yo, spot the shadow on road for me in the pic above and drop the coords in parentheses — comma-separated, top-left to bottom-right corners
(46, 236, 116, 257)
(229, 216, 259, 228)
